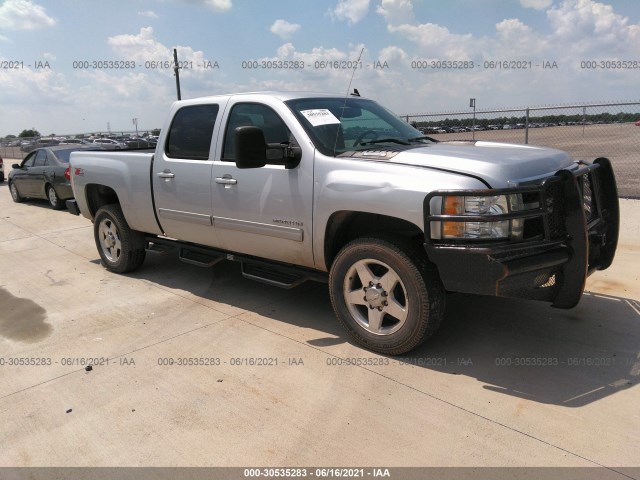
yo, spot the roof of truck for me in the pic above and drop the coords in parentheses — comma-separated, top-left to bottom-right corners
(176, 91, 365, 105)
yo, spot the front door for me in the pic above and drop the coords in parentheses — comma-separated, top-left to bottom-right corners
(211, 100, 315, 268)
(30, 149, 49, 197)
(12, 152, 37, 196)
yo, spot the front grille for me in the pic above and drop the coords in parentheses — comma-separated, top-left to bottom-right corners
(580, 173, 597, 223)
(544, 181, 566, 239)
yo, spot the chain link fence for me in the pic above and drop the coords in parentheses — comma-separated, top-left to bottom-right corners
(403, 102, 640, 198)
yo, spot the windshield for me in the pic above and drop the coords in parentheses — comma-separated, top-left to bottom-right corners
(285, 97, 431, 157)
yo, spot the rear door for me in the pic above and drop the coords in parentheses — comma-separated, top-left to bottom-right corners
(152, 101, 226, 247)
(210, 99, 315, 268)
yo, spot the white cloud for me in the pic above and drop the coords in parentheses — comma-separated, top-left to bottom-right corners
(138, 10, 159, 18)
(378, 45, 408, 62)
(388, 23, 476, 59)
(177, 0, 232, 11)
(0, 0, 55, 30)
(519, 0, 553, 10)
(0, 62, 68, 106)
(328, 0, 370, 25)
(107, 27, 210, 79)
(547, 0, 640, 53)
(43, 52, 56, 60)
(204, 0, 231, 10)
(108, 27, 168, 63)
(376, 0, 414, 25)
(270, 19, 301, 40)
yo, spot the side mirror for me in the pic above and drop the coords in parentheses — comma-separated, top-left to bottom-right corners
(235, 126, 267, 169)
(234, 125, 303, 170)
(12, 164, 21, 169)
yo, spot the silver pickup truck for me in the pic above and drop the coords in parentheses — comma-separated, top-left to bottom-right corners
(68, 91, 619, 355)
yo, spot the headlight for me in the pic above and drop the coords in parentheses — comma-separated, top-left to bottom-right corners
(439, 194, 523, 240)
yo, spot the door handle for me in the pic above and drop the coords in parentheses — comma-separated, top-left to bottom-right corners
(215, 176, 237, 185)
(157, 170, 175, 179)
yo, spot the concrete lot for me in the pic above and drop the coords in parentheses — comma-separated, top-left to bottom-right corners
(0, 181, 639, 473)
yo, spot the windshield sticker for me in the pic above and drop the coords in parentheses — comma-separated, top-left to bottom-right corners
(300, 109, 341, 127)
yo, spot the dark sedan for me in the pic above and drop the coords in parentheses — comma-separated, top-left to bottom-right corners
(8, 146, 97, 209)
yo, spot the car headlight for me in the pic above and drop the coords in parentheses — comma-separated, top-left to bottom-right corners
(439, 194, 523, 240)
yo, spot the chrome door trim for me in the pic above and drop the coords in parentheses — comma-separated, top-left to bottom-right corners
(158, 208, 212, 226)
(213, 216, 303, 242)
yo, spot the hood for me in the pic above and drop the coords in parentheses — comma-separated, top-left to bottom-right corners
(386, 141, 574, 188)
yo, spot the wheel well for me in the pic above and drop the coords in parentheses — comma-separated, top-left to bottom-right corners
(324, 211, 424, 270)
(85, 184, 120, 219)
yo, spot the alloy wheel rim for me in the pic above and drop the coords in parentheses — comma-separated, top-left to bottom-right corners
(343, 259, 409, 335)
(98, 218, 122, 262)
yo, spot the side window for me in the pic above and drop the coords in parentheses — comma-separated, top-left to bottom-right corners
(222, 103, 293, 161)
(34, 150, 48, 167)
(165, 104, 219, 160)
(22, 153, 36, 168)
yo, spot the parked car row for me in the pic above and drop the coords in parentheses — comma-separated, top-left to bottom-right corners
(419, 120, 626, 134)
(15, 134, 158, 152)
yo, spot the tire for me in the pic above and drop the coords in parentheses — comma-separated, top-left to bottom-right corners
(329, 236, 445, 355)
(9, 181, 24, 203)
(94, 204, 146, 273)
(46, 185, 64, 210)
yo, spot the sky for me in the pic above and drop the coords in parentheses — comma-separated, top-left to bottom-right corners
(0, 0, 639, 136)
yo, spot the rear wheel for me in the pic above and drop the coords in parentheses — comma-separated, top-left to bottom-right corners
(94, 204, 146, 273)
(46, 185, 64, 210)
(329, 236, 445, 355)
(9, 181, 23, 203)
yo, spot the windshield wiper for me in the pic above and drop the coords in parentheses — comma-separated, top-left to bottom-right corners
(360, 138, 411, 146)
(407, 136, 438, 143)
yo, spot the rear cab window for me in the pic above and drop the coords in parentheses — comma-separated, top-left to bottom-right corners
(165, 104, 219, 160)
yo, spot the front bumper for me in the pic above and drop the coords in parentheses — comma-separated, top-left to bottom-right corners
(424, 158, 619, 308)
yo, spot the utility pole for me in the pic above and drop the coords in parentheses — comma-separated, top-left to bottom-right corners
(470, 98, 476, 140)
(173, 48, 182, 100)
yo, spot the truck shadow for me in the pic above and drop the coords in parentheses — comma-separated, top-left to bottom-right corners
(131, 248, 639, 408)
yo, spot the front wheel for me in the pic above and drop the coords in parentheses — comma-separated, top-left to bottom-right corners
(94, 204, 146, 273)
(46, 185, 64, 210)
(329, 236, 445, 355)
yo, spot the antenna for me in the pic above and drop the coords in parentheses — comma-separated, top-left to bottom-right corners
(333, 47, 365, 156)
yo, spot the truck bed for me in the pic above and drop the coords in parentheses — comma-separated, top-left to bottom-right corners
(70, 150, 161, 235)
